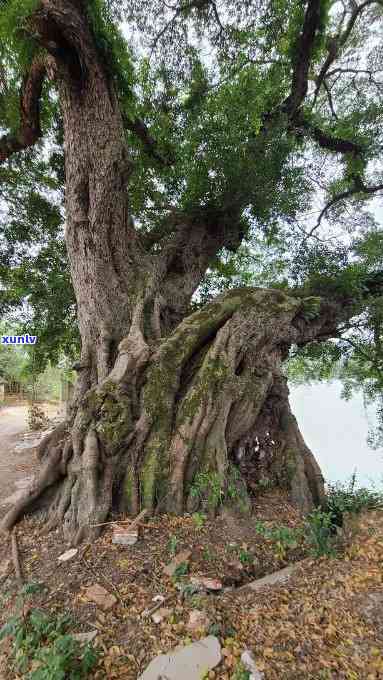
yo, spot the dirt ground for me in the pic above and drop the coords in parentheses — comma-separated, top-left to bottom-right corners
(0, 411, 382, 679)
(0, 402, 61, 509)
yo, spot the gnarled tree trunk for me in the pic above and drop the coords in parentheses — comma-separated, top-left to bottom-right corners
(2, 284, 340, 544)
(0, 1, 343, 544)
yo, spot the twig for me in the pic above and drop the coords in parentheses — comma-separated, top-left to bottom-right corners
(11, 529, 23, 585)
(140, 595, 171, 619)
(91, 509, 149, 529)
(92, 519, 159, 529)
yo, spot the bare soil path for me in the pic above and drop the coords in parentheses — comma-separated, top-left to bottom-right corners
(0, 402, 61, 513)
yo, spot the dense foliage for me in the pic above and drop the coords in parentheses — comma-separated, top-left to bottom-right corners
(1, 0, 383, 437)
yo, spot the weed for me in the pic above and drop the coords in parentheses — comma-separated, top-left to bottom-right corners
(192, 512, 206, 529)
(21, 581, 46, 598)
(167, 534, 179, 556)
(190, 594, 204, 608)
(190, 472, 223, 510)
(326, 473, 383, 526)
(238, 547, 254, 565)
(257, 477, 273, 490)
(255, 522, 302, 561)
(172, 561, 189, 580)
(232, 661, 251, 679)
(202, 546, 214, 561)
(178, 583, 200, 599)
(305, 508, 336, 557)
(0, 609, 98, 678)
(208, 623, 222, 636)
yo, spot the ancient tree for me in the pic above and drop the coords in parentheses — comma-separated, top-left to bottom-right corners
(1, 0, 382, 543)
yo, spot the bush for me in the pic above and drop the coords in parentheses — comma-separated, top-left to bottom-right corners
(0, 609, 98, 678)
(325, 474, 383, 527)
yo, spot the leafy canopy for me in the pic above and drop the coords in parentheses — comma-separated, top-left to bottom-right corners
(0, 0, 383, 436)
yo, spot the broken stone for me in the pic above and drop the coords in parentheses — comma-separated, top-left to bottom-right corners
(58, 548, 78, 563)
(138, 635, 221, 680)
(186, 609, 211, 634)
(163, 549, 192, 577)
(112, 527, 139, 545)
(241, 564, 296, 592)
(73, 630, 98, 644)
(190, 576, 222, 591)
(84, 584, 117, 610)
(152, 607, 173, 624)
(241, 650, 265, 680)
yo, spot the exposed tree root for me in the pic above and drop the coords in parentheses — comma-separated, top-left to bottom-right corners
(1, 287, 339, 542)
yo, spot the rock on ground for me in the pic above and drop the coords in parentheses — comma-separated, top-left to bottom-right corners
(241, 649, 265, 679)
(138, 636, 221, 680)
(186, 609, 211, 634)
(83, 584, 117, 610)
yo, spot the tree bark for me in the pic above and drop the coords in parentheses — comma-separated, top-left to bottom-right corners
(0, 1, 348, 543)
(2, 285, 339, 543)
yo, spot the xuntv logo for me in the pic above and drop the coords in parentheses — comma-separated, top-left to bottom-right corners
(1, 334, 37, 345)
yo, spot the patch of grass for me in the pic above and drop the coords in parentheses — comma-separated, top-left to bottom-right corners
(0, 609, 98, 678)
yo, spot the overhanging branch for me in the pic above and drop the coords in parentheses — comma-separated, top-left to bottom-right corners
(0, 58, 47, 165)
(313, 0, 381, 103)
(294, 114, 363, 156)
(310, 179, 383, 233)
(123, 115, 175, 166)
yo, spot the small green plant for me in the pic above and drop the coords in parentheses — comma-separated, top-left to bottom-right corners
(255, 522, 302, 560)
(326, 473, 383, 526)
(202, 546, 213, 561)
(238, 547, 254, 565)
(178, 583, 200, 599)
(208, 623, 222, 636)
(257, 477, 273, 490)
(21, 581, 46, 598)
(173, 561, 189, 580)
(192, 511, 206, 529)
(0, 609, 98, 678)
(190, 594, 203, 608)
(168, 534, 179, 556)
(305, 508, 335, 557)
(232, 661, 251, 679)
(190, 471, 223, 510)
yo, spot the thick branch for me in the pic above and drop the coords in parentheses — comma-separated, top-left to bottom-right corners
(294, 114, 363, 156)
(283, 0, 322, 115)
(124, 115, 175, 166)
(0, 58, 46, 164)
